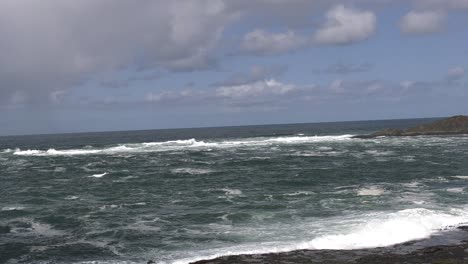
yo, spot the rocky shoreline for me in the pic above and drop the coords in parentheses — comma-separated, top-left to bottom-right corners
(190, 226, 468, 264)
(353, 115, 468, 139)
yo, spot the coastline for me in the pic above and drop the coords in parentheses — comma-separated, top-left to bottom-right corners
(190, 227, 468, 264)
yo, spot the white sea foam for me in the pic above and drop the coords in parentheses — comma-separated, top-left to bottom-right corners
(290, 151, 322, 157)
(447, 187, 465, 193)
(357, 186, 385, 196)
(306, 208, 467, 250)
(318, 146, 333, 151)
(402, 181, 423, 188)
(1, 148, 14, 153)
(99, 204, 121, 210)
(168, 208, 468, 264)
(1, 206, 25, 211)
(221, 188, 242, 196)
(365, 150, 394, 156)
(10, 220, 63, 237)
(11, 135, 354, 157)
(89, 172, 108, 178)
(54, 166, 66, 172)
(453, 175, 468, 179)
(171, 168, 214, 175)
(284, 191, 314, 196)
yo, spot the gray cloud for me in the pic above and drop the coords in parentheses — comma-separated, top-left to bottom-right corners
(314, 5, 376, 45)
(0, 0, 236, 106)
(1, 0, 462, 111)
(400, 10, 446, 34)
(240, 29, 308, 55)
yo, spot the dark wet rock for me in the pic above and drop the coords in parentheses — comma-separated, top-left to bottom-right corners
(370, 128, 404, 137)
(406, 115, 468, 133)
(353, 115, 468, 138)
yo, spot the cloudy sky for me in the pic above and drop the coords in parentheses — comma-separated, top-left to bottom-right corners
(1, 0, 467, 135)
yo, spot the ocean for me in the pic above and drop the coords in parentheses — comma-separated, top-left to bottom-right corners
(1, 118, 468, 264)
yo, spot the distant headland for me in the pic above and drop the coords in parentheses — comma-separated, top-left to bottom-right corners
(353, 115, 468, 139)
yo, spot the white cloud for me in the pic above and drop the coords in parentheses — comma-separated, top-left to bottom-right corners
(447, 66, 465, 80)
(241, 29, 308, 55)
(329, 79, 345, 93)
(50, 90, 67, 104)
(144, 78, 302, 109)
(400, 80, 416, 89)
(216, 79, 296, 98)
(214, 64, 287, 86)
(400, 10, 446, 34)
(314, 5, 376, 45)
(145, 90, 197, 103)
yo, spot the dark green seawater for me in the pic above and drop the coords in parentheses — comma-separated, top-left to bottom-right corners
(1, 119, 468, 264)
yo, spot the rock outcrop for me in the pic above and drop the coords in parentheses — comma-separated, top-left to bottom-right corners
(353, 115, 468, 139)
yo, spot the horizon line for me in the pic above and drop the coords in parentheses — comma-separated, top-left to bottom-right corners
(0, 115, 452, 138)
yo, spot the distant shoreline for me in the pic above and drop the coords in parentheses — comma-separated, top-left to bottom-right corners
(353, 115, 468, 139)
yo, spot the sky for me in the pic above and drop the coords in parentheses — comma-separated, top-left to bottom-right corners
(0, 0, 467, 135)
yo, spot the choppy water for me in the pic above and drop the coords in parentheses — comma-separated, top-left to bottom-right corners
(1, 119, 468, 264)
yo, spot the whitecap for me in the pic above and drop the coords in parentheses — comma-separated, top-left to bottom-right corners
(402, 181, 423, 188)
(290, 151, 322, 157)
(284, 191, 314, 196)
(365, 150, 394, 156)
(89, 172, 108, 178)
(1, 148, 14, 153)
(171, 168, 213, 175)
(447, 187, 465, 193)
(99, 204, 120, 210)
(453, 175, 468, 179)
(162, 208, 468, 264)
(54, 166, 66, 172)
(11, 134, 355, 157)
(1, 206, 25, 211)
(318, 146, 333, 151)
(221, 188, 242, 196)
(357, 186, 385, 196)
(9, 220, 63, 237)
(168, 208, 468, 264)
(306, 208, 467, 250)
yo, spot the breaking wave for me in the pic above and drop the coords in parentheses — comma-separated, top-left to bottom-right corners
(10, 135, 354, 157)
(168, 207, 468, 264)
